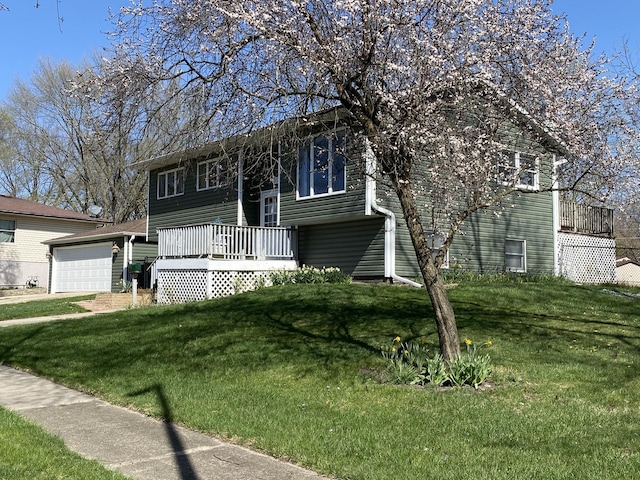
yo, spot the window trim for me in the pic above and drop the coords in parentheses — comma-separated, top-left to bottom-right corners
(157, 167, 185, 200)
(498, 151, 540, 191)
(0, 219, 16, 243)
(296, 129, 347, 200)
(197, 156, 230, 191)
(260, 189, 280, 227)
(505, 238, 527, 273)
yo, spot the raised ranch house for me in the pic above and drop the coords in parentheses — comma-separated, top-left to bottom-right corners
(44, 218, 157, 294)
(136, 108, 615, 304)
(0, 195, 104, 290)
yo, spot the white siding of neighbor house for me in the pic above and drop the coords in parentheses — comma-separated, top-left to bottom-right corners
(0, 215, 99, 288)
(617, 263, 640, 287)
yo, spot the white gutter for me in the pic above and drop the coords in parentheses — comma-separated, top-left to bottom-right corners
(552, 155, 568, 276)
(365, 141, 422, 288)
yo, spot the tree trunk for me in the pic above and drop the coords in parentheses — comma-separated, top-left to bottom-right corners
(392, 172, 461, 362)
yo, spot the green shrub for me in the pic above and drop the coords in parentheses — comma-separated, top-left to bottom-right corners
(269, 265, 351, 285)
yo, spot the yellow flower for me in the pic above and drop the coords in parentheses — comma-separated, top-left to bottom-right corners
(486, 339, 493, 346)
(391, 347, 396, 353)
(464, 338, 473, 346)
(394, 336, 401, 343)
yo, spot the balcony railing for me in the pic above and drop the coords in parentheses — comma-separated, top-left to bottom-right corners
(158, 223, 296, 260)
(560, 200, 614, 237)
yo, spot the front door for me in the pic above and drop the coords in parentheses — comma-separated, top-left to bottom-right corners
(260, 189, 279, 227)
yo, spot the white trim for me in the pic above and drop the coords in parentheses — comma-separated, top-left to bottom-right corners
(552, 155, 567, 276)
(296, 129, 347, 200)
(498, 151, 540, 191)
(505, 238, 527, 273)
(197, 156, 230, 191)
(155, 257, 297, 271)
(157, 167, 185, 199)
(260, 189, 280, 227)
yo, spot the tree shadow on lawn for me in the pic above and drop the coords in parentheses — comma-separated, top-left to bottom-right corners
(0, 284, 432, 383)
(1, 283, 638, 389)
(452, 292, 640, 387)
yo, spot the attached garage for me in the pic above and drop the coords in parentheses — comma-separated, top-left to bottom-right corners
(44, 219, 157, 294)
(51, 243, 113, 293)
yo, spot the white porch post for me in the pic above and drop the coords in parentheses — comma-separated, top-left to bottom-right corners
(552, 155, 567, 276)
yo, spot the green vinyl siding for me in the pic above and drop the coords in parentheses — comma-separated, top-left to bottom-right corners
(377, 148, 556, 277)
(449, 191, 555, 274)
(279, 131, 367, 225)
(297, 217, 385, 277)
(148, 163, 243, 242)
(132, 242, 158, 263)
(112, 238, 125, 292)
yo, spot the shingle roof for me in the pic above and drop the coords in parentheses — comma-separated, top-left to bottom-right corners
(44, 218, 148, 245)
(0, 195, 103, 223)
(616, 257, 640, 268)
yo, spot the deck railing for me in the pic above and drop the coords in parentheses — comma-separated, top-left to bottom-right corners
(157, 223, 296, 260)
(560, 200, 614, 237)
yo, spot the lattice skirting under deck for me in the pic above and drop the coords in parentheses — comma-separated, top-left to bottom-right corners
(156, 268, 272, 304)
(558, 232, 616, 284)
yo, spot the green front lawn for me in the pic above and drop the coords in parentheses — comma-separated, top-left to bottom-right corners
(0, 406, 129, 480)
(0, 280, 638, 479)
(0, 295, 94, 321)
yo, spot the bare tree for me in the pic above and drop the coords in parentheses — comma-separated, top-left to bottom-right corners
(0, 57, 193, 223)
(108, 0, 638, 361)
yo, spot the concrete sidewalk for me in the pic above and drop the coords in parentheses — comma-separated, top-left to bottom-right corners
(0, 310, 123, 327)
(0, 365, 329, 480)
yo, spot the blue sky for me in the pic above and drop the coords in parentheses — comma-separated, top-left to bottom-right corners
(0, 0, 639, 100)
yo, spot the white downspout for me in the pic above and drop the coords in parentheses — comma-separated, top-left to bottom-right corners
(122, 234, 137, 284)
(552, 155, 567, 276)
(365, 140, 422, 288)
(128, 234, 136, 264)
(237, 152, 244, 226)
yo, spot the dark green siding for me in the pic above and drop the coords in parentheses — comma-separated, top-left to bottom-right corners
(449, 192, 554, 274)
(132, 242, 158, 262)
(112, 238, 125, 292)
(279, 136, 367, 226)
(148, 164, 241, 242)
(298, 217, 385, 277)
(378, 147, 557, 277)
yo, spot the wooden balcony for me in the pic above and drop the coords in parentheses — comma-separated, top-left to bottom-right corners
(560, 201, 614, 237)
(158, 223, 296, 260)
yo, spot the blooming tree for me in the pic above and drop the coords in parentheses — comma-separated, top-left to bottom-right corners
(107, 0, 638, 361)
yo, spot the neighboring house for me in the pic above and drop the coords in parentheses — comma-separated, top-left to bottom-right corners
(0, 195, 105, 290)
(134, 108, 616, 303)
(43, 218, 157, 294)
(616, 257, 640, 287)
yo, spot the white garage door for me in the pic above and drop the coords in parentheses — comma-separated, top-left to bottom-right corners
(52, 243, 113, 293)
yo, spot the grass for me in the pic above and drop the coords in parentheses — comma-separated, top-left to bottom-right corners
(0, 406, 129, 480)
(0, 279, 638, 479)
(0, 295, 94, 321)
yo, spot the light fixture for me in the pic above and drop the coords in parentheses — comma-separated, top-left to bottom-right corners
(112, 243, 120, 254)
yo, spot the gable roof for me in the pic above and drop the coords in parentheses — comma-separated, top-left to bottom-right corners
(44, 218, 148, 245)
(132, 107, 349, 171)
(0, 195, 103, 224)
